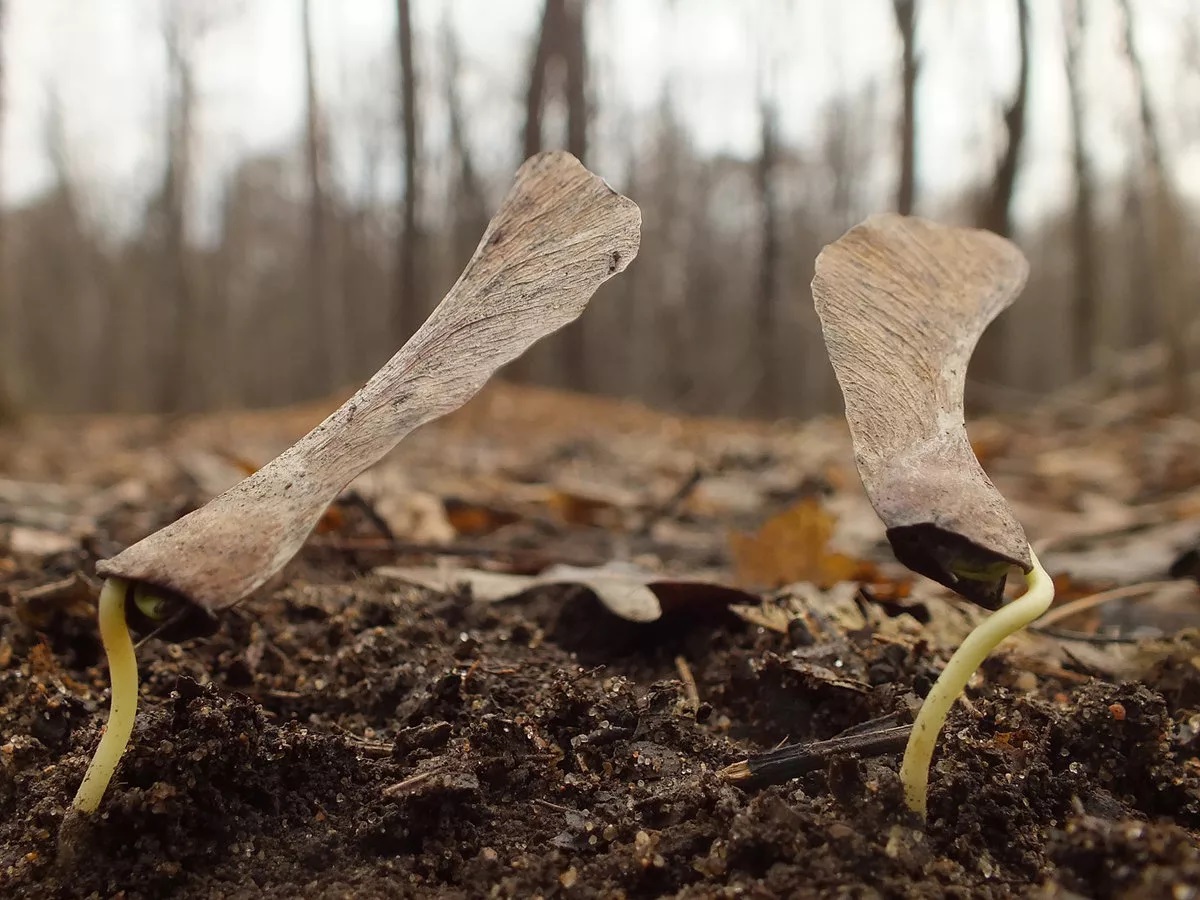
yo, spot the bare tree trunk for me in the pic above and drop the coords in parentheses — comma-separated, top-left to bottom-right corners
(1062, 0, 1097, 379)
(893, 0, 918, 215)
(157, 5, 197, 413)
(30, 90, 116, 413)
(396, 0, 422, 343)
(617, 131, 643, 399)
(516, 0, 585, 387)
(753, 96, 781, 416)
(209, 183, 238, 411)
(970, 0, 1030, 398)
(564, 0, 588, 162)
(441, 14, 488, 269)
(981, 0, 1029, 238)
(560, 0, 589, 390)
(522, 0, 562, 161)
(302, 0, 345, 392)
(1118, 0, 1189, 410)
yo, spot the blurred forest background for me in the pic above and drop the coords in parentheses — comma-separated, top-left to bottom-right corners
(0, 0, 1196, 421)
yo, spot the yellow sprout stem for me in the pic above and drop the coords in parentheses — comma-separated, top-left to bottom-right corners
(71, 577, 138, 814)
(899, 550, 1054, 818)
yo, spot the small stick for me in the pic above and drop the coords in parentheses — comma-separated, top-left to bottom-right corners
(674, 655, 701, 713)
(1034, 579, 1183, 629)
(382, 769, 440, 798)
(1033, 626, 1140, 646)
(720, 723, 912, 789)
(635, 467, 704, 536)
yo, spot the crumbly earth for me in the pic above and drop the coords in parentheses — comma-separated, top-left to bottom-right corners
(2, 387, 1200, 898)
(4, 562, 1200, 899)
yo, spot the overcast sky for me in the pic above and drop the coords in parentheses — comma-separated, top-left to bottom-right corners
(3, 0, 1197, 234)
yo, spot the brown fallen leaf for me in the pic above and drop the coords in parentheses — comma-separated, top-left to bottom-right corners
(442, 497, 523, 536)
(543, 487, 629, 528)
(730, 582, 866, 637)
(5, 526, 79, 558)
(349, 470, 457, 544)
(374, 561, 755, 623)
(729, 497, 875, 590)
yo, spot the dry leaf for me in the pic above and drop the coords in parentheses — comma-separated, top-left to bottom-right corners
(812, 214, 1031, 608)
(97, 152, 641, 633)
(442, 498, 522, 536)
(543, 488, 627, 528)
(375, 561, 754, 624)
(377, 566, 536, 604)
(349, 470, 456, 544)
(6, 526, 79, 558)
(14, 573, 97, 629)
(730, 497, 874, 590)
(1042, 519, 1200, 585)
(730, 582, 865, 636)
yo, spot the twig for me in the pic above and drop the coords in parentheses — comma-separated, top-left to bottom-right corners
(1035, 580, 1184, 629)
(719, 721, 912, 790)
(342, 490, 397, 542)
(342, 734, 394, 758)
(635, 467, 704, 536)
(382, 768, 441, 798)
(1033, 626, 1141, 647)
(1014, 654, 1107, 681)
(309, 535, 606, 571)
(674, 655, 701, 713)
(311, 536, 510, 557)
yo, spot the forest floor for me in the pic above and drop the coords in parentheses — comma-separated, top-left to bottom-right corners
(2, 382, 1200, 899)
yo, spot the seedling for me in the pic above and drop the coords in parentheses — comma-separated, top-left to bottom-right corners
(898, 551, 1052, 815)
(65, 152, 640, 829)
(69, 578, 136, 814)
(812, 213, 1054, 818)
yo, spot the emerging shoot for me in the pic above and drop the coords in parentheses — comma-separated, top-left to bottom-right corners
(70, 578, 139, 814)
(898, 551, 1054, 816)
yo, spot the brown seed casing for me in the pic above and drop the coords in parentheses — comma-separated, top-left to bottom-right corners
(812, 213, 1031, 607)
(97, 152, 641, 632)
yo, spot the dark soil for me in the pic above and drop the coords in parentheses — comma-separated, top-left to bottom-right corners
(3, 393, 1200, 898)
(3, 558, 1200, 898)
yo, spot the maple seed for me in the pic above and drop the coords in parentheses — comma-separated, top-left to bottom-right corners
(66, 151, 641, 826)
(95, 151, 639, 630)
(812, 213, 1033, 608)
(812, 213, 1054, 818)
